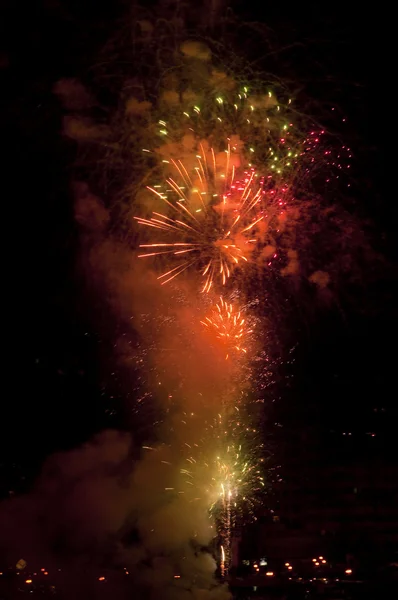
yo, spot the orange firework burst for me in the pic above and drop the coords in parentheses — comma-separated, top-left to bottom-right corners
(134, 145, 264, 292)
(201, 296, 251, 359)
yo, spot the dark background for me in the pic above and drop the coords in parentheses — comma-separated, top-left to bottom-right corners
(1, 0, 395, 543)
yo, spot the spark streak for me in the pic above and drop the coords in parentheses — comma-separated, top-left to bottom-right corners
(135, 145, 264, 291)
(201, 296, 252, 360)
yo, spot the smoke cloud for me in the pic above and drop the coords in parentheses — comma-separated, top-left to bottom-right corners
(0, 428, 230, 598)
(0, 190, 232, 599)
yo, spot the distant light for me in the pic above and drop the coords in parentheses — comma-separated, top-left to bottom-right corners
(174, 575, 181, 579)
(44, 572, 48, 576)
(259, 559, 267, 566)
(315, 562, 320, 566)
(41, 569, 46, 572)
(312, 559, 317, 563)
(25, 579, 33, 584)
(288, 566, 293, 570)
(285, 563, 290, 567)
(345, 569, 352, 575)
(266, 571, 274, 577)
(322, 560, 327, 564)
(98, 576, 105, 581)
(319, 556, 324, 560)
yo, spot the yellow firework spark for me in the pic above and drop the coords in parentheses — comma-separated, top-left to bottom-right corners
(135, 144, 265, 292)
(212, 442, 264, 511)
(210, 438, 265, 574)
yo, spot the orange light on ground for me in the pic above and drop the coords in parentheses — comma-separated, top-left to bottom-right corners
(345, 569, 352, 575)
(288, 566, 293, 570)
(266, 572, 274, 577)
(321, 560, 326, 564)
(98, 577, 105, 581)
(315, 562, 320, 566)
(25, 579, 32, 584)
(312, 559, 317, 562)
(44, 572, 48, 575)
(319, 556, 324, 560)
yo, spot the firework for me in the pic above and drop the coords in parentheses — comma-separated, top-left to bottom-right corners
(169, 403, 265, 575)
(220, 544, 226, 578)
(200, 296, 252, 360)
(135, 144, 265, 292)
(211, 425, 265, 572)
(152, 86, 307, 188)
(77, 19, 358, 589)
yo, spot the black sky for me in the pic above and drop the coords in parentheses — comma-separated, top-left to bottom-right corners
(2, 0, 395, 499)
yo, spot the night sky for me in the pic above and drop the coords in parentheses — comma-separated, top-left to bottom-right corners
(2, 0, 395, 567)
